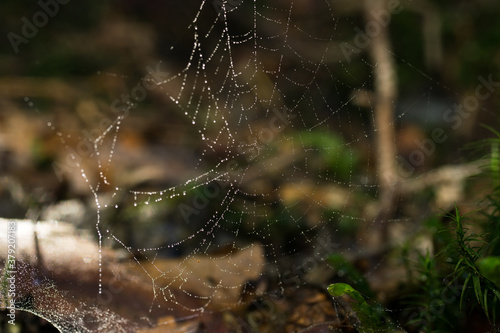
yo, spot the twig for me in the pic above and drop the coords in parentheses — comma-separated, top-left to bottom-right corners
(363, 0, 399, 245)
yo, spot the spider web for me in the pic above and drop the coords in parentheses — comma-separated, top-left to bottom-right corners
(9, 0, 442, 331)
(113, 0, 368, 311)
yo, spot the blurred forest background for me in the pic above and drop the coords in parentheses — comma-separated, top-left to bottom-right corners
(1, 0, 500, 332)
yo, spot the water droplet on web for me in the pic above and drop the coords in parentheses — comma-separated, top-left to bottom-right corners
(83, 257, 92, 264)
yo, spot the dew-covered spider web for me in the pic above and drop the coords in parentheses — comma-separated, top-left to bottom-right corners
(3, 0, 465, 332)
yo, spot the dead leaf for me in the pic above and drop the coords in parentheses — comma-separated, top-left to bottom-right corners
(132, 243, 265, 310)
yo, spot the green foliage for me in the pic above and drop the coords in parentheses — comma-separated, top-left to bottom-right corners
(407, 130, 500, 328)
(480, 187, 500, 258)
(481, 185, 500, 241)
(477, 256, 500, 289)
(467, 124, 500, 185)
(327, 283, 384, 333)
(322, 120, 500, 332)
(327, 254, 372, 298)
(402, 251, 456, 333)
(444, 206, 500, 322)
(295, 130, 358, 181)
(403, 205, 500, 331)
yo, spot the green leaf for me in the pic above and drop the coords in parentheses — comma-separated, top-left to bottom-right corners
(327, 254, 372, 297)
(472, 275, 482, 306)
(492, 287, 500, 302)
(460, 274, 471, 311)
(477, 256, 500, 288)
(328, 282, 362, 301)
(484, 289, 489, 322)
(481, 124, 500, 139)
(327, 283, 382, 332)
